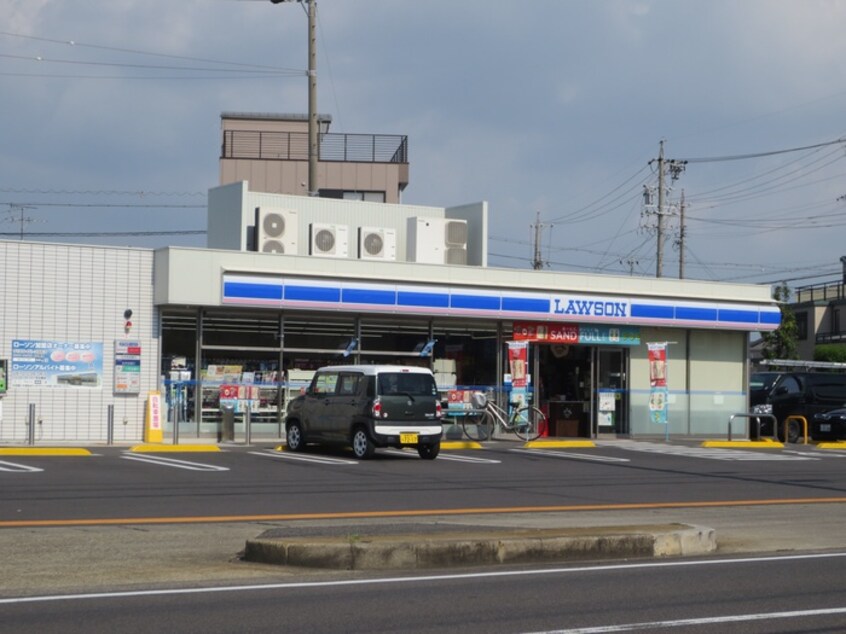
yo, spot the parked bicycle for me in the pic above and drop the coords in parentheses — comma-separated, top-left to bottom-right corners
(460, 391, 545, 442)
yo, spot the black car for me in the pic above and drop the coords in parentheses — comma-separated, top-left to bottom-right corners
(749, 372, 782, 408)
(811, 409, 846, 441)
(766, 373, 846, 442)
(284, 364, 443, 459)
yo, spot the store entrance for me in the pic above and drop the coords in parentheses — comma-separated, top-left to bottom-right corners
(595, 347, 628, 435)
(539, 344, 592, 438)
(537, 344, 629, 438)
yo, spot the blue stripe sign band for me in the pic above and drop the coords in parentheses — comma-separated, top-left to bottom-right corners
(220, 273, 780, 331)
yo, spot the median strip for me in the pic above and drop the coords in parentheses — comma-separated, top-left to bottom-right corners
(244, 523, 716, 570)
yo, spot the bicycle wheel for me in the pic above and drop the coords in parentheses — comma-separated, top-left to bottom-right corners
(513, 406, 545, 441)
(461, 409, 494, 441)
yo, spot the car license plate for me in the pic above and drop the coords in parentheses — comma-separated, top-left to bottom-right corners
(400, 433, 419, 444)
(820, 423, 831, 432)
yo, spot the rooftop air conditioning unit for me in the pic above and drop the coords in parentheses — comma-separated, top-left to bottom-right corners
(443, 219, 468, 265)
(358, 226, 397, 261)
(309, 223, 349, 258)
(255, 207, 298, 254)
(407, 217, 468, 265)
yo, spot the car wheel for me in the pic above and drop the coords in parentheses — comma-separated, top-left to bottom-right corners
(417, 443, 440, 460)
(351, 428, 375, 459)
(786, 419, 802, 444)
(286, 421, 305, 452)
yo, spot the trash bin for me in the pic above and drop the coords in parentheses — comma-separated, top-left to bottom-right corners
(220, 404, 235, 442)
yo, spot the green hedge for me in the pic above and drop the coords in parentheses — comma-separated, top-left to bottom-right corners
(814, 344, 846, 363)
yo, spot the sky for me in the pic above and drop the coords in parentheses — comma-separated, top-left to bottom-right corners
(3, 0, 846, 290)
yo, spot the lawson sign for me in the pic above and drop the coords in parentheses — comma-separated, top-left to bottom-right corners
(220, 274, 781, 331)
(552, 297, 628, 318)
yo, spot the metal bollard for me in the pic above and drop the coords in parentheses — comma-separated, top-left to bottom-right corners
(245, 403, 252, 446)
(107, 404, 115, 445)
(27, 403, 36, 445)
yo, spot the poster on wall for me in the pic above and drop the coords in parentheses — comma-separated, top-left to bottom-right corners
(647, 342, 669, 425)
(0, 359, 6, 393)
(114, 340, 142, 394)
(11, 340, 104, 388)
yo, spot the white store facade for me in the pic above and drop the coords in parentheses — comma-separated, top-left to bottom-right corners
(0, 182, 780, 444)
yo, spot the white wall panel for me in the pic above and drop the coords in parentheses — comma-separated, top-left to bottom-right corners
(0, 241, 158, 443)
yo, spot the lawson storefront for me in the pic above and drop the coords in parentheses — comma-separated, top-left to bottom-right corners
(155, 246, 780, 441)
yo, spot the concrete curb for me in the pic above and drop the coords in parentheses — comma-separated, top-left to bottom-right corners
(701, 439, 784, 448)
(244, 523, 716, 570)
(0, 447, 92, 456)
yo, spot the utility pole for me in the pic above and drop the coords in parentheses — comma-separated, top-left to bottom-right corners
(306, 0, 317, 197)
(678, 190, 685, 279)
(3, 203, 36, 239)
(656, 141, 665, 278)
(270, 0, 318, 197)
(647, 140, 686, 278)
(531, 211, 544, 270)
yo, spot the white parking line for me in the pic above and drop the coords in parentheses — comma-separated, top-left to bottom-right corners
(436, 453, 501, 464)
(121, 454, 230, 471)
(383, 448, 501, 463)
(249, 450, 358, 465)
(512, 448, 630, 463)
(784, 449, 846, 458)
(0, 459, 44, 473)
(601, 440, 817, 461)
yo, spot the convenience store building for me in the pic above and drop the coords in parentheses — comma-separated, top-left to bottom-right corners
(0, 180, 780, 443)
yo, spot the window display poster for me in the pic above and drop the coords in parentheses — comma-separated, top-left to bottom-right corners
(11, 340, 103, 388)
(647, 342, 669, 425)
(507, 341, 528, 388)
(0, 359, 6, 392)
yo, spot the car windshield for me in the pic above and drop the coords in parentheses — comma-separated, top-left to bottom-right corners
(750, 372, 780, 391)
(377, 372, 437, 396)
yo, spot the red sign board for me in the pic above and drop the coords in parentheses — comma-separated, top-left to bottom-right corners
(512, 322, 579, 343)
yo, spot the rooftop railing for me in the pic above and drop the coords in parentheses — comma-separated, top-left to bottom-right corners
(795, 281, 846, 304)
(222, 130, 408, 164)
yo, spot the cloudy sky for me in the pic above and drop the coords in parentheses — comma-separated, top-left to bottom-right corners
(3, 0, 846, 288)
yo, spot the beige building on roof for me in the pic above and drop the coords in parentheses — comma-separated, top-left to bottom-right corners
(219, 112, 409, 203)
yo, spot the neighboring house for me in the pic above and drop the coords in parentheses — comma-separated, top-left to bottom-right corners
(219, 112, 409, 204)
(790, 256, 846, 360)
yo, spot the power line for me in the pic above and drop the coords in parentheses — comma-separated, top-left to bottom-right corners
(0, 230, 206, 238)
(674, 136, 846, 164)
(0, 202, 206, 209)
(0, 30, 301, 72)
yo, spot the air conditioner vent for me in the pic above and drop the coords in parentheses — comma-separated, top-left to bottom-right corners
(445, 220, 468, 246)
(407, 217, 467, 265)
(358, 227, 397, 261)
(445, 247, 468, 265)
(256, 207, 298, 254)
(363, 232, 383, 256)
(310, 223, 349, 258)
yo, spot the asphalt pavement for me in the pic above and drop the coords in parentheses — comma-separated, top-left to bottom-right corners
(4, 502, 846, 598)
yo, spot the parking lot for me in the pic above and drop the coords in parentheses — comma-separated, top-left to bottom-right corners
(4, 439, 846, 526)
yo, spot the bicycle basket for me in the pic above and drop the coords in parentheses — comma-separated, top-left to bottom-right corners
(471, 392, 487, 409)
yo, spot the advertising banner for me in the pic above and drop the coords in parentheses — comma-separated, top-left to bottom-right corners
(507, 340, 529, 408)
(647, 342, 669, 425)
(512, 322, 639, 346)
(11, 340, 103, 388)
